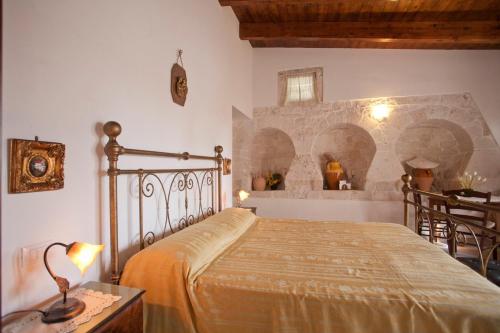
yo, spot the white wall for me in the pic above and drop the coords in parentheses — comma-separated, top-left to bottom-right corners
(245, 198, 402, 224)
(2, 0, 252, 314)
(253, 48, 500, 143)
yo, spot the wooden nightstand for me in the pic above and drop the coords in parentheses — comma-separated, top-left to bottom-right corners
(2, 281, 145, 333)
(76, 281, 145, 333)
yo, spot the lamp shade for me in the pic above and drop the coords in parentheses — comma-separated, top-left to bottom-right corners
(67, 242, 104, 274)
(238, 190, 250, 203)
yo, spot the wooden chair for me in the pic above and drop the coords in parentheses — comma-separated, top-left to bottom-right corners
(413, 192, 448, 243)
(442, 189, 493, 254)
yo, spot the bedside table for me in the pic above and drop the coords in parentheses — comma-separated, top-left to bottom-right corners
(2, 281, 145, 333)
(76, 281, 145, 333)
(242, 206, 257, 214)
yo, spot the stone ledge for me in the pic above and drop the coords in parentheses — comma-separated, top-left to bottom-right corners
(248, 190, 402, 201)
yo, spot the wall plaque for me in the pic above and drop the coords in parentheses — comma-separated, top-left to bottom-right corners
(9, 138, 65, 193)
(171, 49, 188, 106)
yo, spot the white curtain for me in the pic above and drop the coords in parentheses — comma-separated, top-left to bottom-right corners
(286, 74, 315, 103)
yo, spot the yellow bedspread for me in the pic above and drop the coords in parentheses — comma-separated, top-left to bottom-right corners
(120, 208, 500, 333)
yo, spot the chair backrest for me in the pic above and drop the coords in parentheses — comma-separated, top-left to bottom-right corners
(412, 192, 431, 216)
(442, 189, 491, 225)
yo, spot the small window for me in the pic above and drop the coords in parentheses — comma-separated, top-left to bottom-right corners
(278, 67, 323, 106)
(286, 75, 315, 103)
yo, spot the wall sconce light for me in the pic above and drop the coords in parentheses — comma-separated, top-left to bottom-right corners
(223, 158, 232, 175)
(370, 103, 391, 121)
(42, 242, 104, 323)
(236, 190, 250, 207)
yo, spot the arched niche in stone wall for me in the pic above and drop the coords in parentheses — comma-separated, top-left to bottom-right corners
(396, 119, 473, 191)
(312, 124, 376, 190)
(251, 127, 296, 189)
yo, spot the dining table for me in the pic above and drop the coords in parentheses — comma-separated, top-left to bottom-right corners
(427, 195, 500, 259)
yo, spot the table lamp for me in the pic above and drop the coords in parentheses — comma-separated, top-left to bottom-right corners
(42, 242, 104, 323)
(236, 190, 250, 208)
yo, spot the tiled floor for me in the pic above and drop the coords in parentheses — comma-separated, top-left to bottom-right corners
(431, 239, 500, 286)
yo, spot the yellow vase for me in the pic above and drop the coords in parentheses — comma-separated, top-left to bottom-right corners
(325, 161, 344, 190)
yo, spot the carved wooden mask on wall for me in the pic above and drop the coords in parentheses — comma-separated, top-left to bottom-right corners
(9, 138, 65, 193)
(171, 63, 188, 106)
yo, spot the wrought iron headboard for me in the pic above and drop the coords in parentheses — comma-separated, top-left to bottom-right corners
(103, 121, 225, 284)
(401, 174, 500, 277)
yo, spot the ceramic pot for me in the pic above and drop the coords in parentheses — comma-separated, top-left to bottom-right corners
(413, 168, 434, 191)
(252, 176, 266, 191)
(325, 172, 341, 190)
(325, 160, 344, 190)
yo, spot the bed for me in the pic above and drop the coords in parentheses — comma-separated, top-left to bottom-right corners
(102, 121, 500, 333)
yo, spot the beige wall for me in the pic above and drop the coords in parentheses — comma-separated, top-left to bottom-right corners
(2, 0, 252, 314)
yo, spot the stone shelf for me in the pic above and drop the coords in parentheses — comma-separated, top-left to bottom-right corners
(249, 190, 402, 201)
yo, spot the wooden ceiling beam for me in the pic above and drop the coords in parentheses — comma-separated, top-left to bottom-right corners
(249, 38, 500, 49)
(240, 21, 500, 44)
(221, 1, 500, 49)
(220, 0, 499, 8)
(220, 0, 341, 5)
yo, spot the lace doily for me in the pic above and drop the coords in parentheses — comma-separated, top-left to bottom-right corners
(3, 288, 122, 333)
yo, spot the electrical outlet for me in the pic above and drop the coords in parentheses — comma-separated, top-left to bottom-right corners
(21, 240, 53, 268)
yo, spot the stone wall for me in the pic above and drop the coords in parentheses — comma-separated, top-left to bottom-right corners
(251, 128, 295, 184)
(232, 108, 253, 196)
(312, 124, 376, 190)
(233, 93, 500, 201)
(396, 119, 474, 190)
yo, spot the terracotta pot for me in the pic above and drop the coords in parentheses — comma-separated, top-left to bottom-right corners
(413, 168, 434, 191)
(252, 176, 266, 191)
(325, 172, 341, 190)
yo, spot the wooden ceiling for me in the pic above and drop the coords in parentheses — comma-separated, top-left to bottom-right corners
(219, 0, 500, 49)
